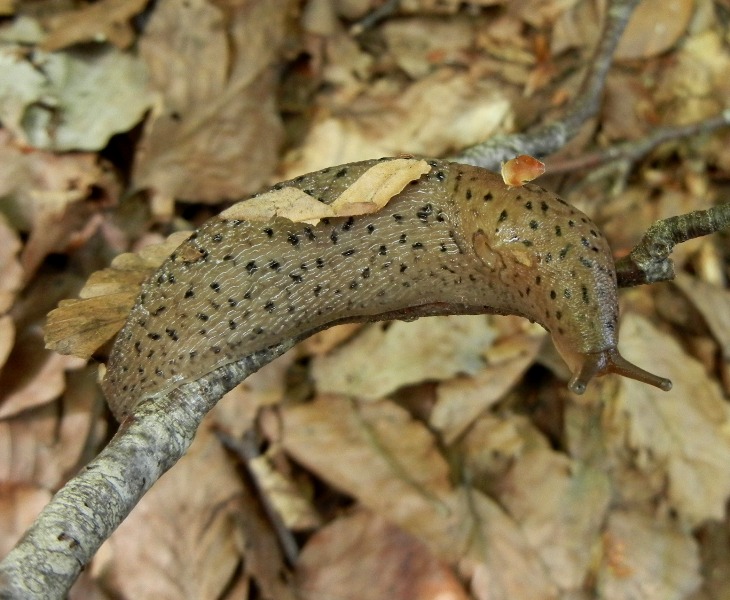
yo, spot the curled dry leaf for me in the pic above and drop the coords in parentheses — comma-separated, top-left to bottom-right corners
(0, 366, 102, 488)
(222, 158, 431, 225)
(297, 511, 469, 600)
(44, 231, 192, 359)
(500, 155, 546, 187)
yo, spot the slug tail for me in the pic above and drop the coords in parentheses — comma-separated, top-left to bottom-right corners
(568, 349, 672, 395)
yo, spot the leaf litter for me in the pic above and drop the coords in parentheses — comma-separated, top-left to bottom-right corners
(0, 0, 729, 598)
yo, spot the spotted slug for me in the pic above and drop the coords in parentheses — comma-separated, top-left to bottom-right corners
(103, 157, 671, 419)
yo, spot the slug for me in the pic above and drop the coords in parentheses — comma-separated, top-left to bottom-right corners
(103, 157, 671, 419)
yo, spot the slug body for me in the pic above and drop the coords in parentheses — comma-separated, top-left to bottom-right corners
(103, 158, 670, 418)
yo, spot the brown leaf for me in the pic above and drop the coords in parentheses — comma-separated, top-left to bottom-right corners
(40, 0, 149, 51)
(0, 327, 85, 419)
(297, 511, 469, 600)
(0, 483, 51, 558)
(605, 314, 730, 525)
(0, 366, 103, 487)
(674, 272, 730, 360)
(597, 511, 701, 599)
(615, 0, 694, 60)
(0, 214, 23, 314)
(132, 0, 287, 211)
(311, 315, 498, 400)
(0, 132, 119, 279)
(430, 326, 545, 443)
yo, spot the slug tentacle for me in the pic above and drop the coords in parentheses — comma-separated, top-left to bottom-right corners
(567, 348, 673, 395)
(103, 158, 671, 419)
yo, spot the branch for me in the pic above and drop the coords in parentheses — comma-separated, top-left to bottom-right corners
(452, 0, 641, 169)
(615, 204, 730, 288)
(0, 341, 295, 600)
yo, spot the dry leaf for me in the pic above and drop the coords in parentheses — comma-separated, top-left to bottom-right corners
(0, 316, 14, 372)
(0, 46, 152, 151)
(281, 395, 461, 550)
(0, 328, 85, 419)
(0, 214, 23, 314)
(0, 366, 103, 487)
(462, 490, 558, 600)
(132, 0, 287, 210)
(302, 323, 363, 355)
(431, 328, 545, 444)
(283, 69, 512, 174)
(605, 314, 730, 525)
(283, 393, 556, 598)
(297, 511, 469, 600)
(247, 454, 322, 530)
(596, 511, 701, 600)
(0, 483, 51, 558)
(40, 0, 148, 51)
(674, 273, 730, 359)
(496, 441, 611, 590)
(0, 132, 120, 279)
(45, 231, 192, 359)
(382, 17, 475, 78)
(312, 315, 498, 400)
(614, 0, 694, 60)
(93, 423, 243, 599)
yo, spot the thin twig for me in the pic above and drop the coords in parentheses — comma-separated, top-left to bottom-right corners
(547, 110, 730, 174)
(350, 0, 401, 35)
(453, 0, 642, 170)
(616, 203, 730, 288)
(216, 429, 300, 565)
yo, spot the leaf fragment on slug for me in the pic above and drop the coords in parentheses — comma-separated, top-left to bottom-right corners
(329, 158, 431, 215)
(221, 158, 432, 226)
(219, 187, 334, 225)
(44, 230, 193, 359)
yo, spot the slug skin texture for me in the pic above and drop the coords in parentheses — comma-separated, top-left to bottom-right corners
(103, 158, 670, 419)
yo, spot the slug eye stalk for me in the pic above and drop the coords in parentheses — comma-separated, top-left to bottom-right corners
(567, 348, 672, 395)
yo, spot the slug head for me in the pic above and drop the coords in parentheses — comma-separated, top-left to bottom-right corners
(557, 344, 672, 394)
